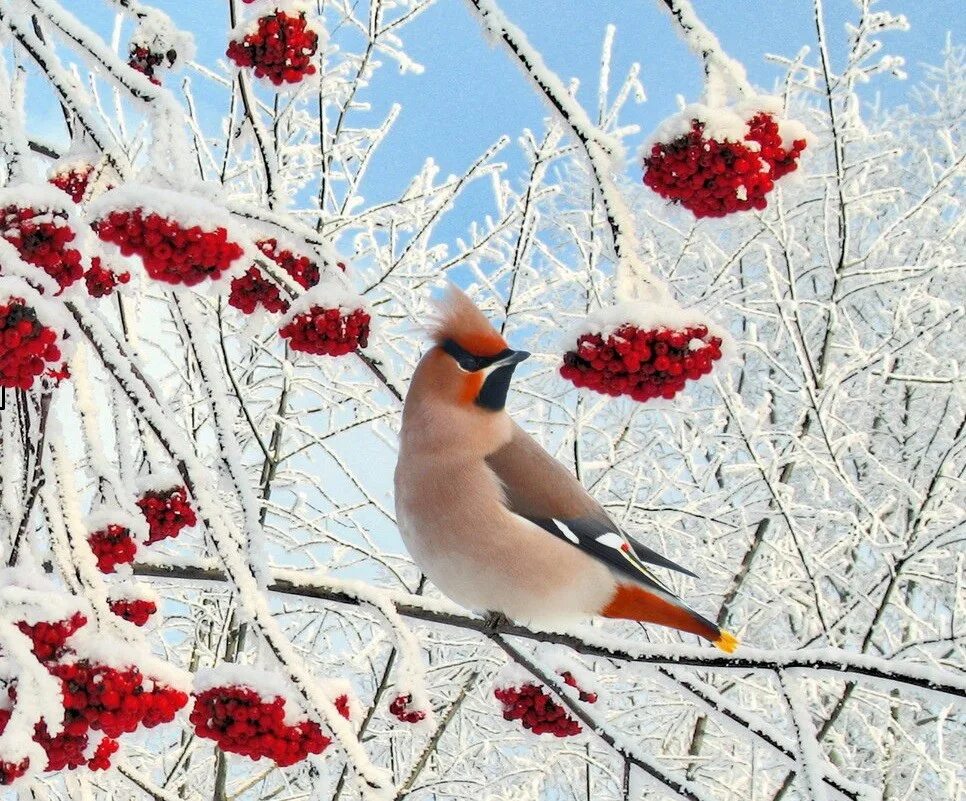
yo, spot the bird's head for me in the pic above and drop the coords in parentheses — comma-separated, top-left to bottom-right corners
(402, 285, 530, 453)
(420, 284, 530, 413)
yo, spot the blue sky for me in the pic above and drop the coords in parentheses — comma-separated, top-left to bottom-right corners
(24, 1, 963, 241)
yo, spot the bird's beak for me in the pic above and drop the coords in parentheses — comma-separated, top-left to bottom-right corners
(493, 349, 530, 369)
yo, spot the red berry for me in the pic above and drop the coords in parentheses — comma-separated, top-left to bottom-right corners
(136, 485, 197, 544)
(0, 298, 67, 390)
(228, 266, 289, 315)
(388, 694, 426, 724)
(227, 11, 319, 86)
(83, 256, 128, 298)
(15, 611, 88, 662)
(128, 45, 176, 84)
(50, 163, 95, 204)
(109, 598, 157, 626)
(256, 238, 320, 289)
(93, 208, 243, 286)
(494, 683, 581, 738)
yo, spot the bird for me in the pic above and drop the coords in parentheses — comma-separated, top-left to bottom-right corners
(393, 284, 738, 653)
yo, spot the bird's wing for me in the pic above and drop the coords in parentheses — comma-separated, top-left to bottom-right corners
(485, 422, 697, 588)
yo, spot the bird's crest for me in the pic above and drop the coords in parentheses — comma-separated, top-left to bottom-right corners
(428, 283, 508, 357)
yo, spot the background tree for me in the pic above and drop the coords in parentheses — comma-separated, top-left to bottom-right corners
(0, 1, 962, 800)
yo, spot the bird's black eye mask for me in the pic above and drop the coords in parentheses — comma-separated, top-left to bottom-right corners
(441, 338, 514, 373)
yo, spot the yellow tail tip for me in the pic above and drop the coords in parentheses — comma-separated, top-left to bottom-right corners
(714, 630, 739, 653)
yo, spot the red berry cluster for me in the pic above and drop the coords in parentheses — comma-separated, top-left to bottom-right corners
(0, 709, 29, 785)
(190, 686, 349, 766)
(643, 112, 806, 218)
(84, 257, 130, 299)
(227, 11, 319, 86)
(559, 672, 598, 704)
(128, 45, 176, 85)
(256, 238, 320, 289)
(51, 661, 187, 737)
(0, 299, 64, 390)
(94, 209, 243, 287)
(50, 164, 94, 204)
(228, 267, 289, 315)
(280, 305, 369, 356)
(1, 204, 84, 291)
(388, 694, 426, 724)
(88, 524, 138, 573)
(560, 323, 723, 403)
(108, 598, 157, 627)
(493, 684, 582, 738)
(136, 485, 197, 544)
(16, 612, 88, 662)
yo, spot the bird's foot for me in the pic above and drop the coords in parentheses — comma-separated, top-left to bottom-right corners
(483, 611, 510, 632)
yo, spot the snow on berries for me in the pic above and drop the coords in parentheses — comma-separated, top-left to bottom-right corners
(190, 669, 352, 767)
(279, 282, 370, 357)
(49, 161, 95, 204)
(136, 482, 197, 544)
(0, 295, 67, 390)
(227, 7, 322, 86)
(0, 708, 29, 785)
(88, 523, 138, 572)
(389, 694, 426, 724)
(643, 100, 808, 218)
(560, 301, 726, 403)
(90, 186, 244, 288)
(0, 191, 85, 292)
(127, 7, 195, 85)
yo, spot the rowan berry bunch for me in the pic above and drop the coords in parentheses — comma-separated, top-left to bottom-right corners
(190, 685, 349, 766)
(560, 323, 723, 403)
(1, 204, 84, 291)
(389, 694, 426, 724)
(0, 299, 65, 390)
(280, 305, 370, 356)
(50, 164, 94, 204)
(87, 524, 138, 573)
(93, 209, 243, 287)
(136, 485, 197, 544)
(493, 683, 582, 738)
(643, 111, 806, 218)
(0, 708, 29, 785)
(83, 257, 130, 299)
(228, 266, 290, 315)
(256, 238, 320, 289)
(16, 612, 88, 663)
(108, 598, 157, 627)
(128, 45, 177, 84)
(227, 9, 320, 86)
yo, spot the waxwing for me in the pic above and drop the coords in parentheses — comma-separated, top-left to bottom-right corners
(393, 284, 737, 652)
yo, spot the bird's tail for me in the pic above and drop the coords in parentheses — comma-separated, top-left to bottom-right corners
(601, 583, 739, 653)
